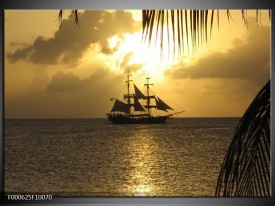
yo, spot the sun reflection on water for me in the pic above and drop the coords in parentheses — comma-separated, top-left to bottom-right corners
(125, 127, 159, 196)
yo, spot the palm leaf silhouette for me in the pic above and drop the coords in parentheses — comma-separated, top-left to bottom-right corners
(215, 80, 270, 196)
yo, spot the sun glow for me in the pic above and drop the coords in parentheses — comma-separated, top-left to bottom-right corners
(80, 14, 208, 83)
(112, 32, 180, 81)
(80, 14, 197, 82)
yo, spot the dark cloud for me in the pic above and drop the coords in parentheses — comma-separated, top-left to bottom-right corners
(45, 69, 124, 117)
(166, 18, 270, 87)
(8, 10, 140, 65)
(6, 68, 125, 118)
(47, 71, 82, 94)
(47, 69, 123, 95)
(10, 42, 30, 47)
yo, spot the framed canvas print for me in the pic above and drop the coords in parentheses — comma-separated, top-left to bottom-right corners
(0, 0, 273, 206)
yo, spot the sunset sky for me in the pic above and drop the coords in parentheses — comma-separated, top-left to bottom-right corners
(4, 10, 270, 118)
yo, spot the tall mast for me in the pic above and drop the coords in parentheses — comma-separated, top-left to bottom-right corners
(125, 69, 133, 114)
(144, 75, 153, 116)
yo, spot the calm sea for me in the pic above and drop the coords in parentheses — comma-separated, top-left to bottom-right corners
(4, 118, 239, 197)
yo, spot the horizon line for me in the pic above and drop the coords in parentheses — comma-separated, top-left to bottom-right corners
(4, 116, 242, 120)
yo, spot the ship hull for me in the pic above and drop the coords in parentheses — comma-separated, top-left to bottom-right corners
(107, 114, 169, 124)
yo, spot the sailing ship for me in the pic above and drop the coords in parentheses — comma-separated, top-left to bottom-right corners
(106, 70, 184, 124)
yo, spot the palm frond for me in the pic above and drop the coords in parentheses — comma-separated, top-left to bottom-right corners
(57, 10, 63, 28)
(58, 9, 80, 29)
(142, 10, 271, 57)
(142, 10, 222, 56)
(210, 10, 215, 38)
(215, 80, 270, 197)
(73, 10, 80, 29)
(245, 11, 249, 28)
(185, 10, 189, 54)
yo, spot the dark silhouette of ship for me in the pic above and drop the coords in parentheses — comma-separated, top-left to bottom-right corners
(106, 70, 184, 124)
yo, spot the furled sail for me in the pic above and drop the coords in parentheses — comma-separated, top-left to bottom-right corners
(155, 96, 173, 111)
(111, 99, 129, 113)
(134, 84, 146, 99)
(133, 97, 146, 111)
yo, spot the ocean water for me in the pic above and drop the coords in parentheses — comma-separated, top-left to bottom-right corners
(4, 118, 239, 197)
